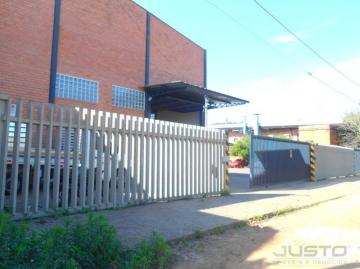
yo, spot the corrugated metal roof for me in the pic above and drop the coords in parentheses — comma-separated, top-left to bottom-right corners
(144, 81, 248, 113)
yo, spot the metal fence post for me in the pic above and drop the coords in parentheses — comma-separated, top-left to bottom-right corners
(224, 130, 230, 194)
(0, 95, 10, 211)
(249, 135, 254, 187)
(310, 143, 316, 181)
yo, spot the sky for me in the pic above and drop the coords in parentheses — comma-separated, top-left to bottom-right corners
(134, 0, 360, 128)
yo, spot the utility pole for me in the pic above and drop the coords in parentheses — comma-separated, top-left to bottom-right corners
(254, 113, 260, 135)
(243, 116, 247, 135)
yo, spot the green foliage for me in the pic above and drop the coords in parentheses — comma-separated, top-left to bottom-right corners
(229, 136, 250, 161)
(339, 111, 360, 149)
(125, 232, 172, 269)
(0, 213, 41, 269)
(220, 190, 230, 196)
(0, 213, 172, 269)
(273, 134, 290, 140)
(40, 214, 121, 269)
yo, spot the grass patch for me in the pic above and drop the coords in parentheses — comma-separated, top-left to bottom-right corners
(124, 232, 172, 269)
(194, 230, 203, 240)
(210, 225, 226, 235)
(0, 212, 172, 269)
(220, 190, 230, 196)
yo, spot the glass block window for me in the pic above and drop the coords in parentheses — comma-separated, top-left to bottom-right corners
(55, 73, 99, 103)
(112, 85, 145, 110)
(8, 122, 27, 150)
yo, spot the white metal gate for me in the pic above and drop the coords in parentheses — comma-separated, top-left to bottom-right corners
(0, 96, 226, 217)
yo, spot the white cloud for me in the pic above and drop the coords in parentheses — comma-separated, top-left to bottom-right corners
(273, 34, 297, 43)
(208, 56, 360, 128)
(272, 18, 337, 44)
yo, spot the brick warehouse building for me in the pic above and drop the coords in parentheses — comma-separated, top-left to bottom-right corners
(0, 0, 247, 125)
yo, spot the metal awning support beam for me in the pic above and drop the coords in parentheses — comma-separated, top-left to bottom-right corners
(147, 86, 187, 98)
(166, 96, 203, 106)
(207, 101, 247, 109)
(144, 81, 249, 116)
(151, 101, 202, 112)
(204, 95, 209, 127)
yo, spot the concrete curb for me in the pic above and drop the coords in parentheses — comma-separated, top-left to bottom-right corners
(168, 195, 344, 246)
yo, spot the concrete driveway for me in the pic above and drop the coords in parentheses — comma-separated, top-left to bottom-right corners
(229, 167, 251, 192)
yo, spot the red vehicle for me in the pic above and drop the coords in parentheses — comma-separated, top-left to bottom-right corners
(229, 159, 248, 168)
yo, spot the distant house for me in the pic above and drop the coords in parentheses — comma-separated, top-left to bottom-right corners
(228, 130, 243, 144)
(216, 123, 343, 146)
(260, 124, 342, 145)
(297, 124, 342, 145)
(260, 125, 299, 140)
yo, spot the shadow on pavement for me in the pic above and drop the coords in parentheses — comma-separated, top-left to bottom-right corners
(171, 225, 280, 269)
(31, 172, 359, 249)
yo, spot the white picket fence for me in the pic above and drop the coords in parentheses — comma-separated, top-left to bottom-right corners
(0, 96, 225, 217)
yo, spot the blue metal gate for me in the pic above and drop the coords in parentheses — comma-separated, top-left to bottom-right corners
(355, 150, 360, 173)
(250, 135, 310, 187)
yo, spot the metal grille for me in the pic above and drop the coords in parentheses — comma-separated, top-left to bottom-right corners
(112, 85, 144, 110)
(55, 73, 99, 103)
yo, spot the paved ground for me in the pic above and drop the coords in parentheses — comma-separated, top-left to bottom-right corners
(171, 194, 360, 269)
(33, 172, 360, 249)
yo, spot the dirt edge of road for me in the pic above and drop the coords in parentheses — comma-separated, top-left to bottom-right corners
(168, 195, 344, 247)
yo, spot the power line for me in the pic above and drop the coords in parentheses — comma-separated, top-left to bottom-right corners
(253, 0, 360, 89)
(204, 0, 360, 106)
(308, 72, 359, 105)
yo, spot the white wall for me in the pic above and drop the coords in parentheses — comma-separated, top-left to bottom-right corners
(315, 144, 355, 179)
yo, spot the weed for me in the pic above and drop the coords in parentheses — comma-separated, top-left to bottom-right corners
(234, 220, 249, 229)
(0, 212, 172, 269)
(220, 190, 230, 196)
(37, 218, 47, 224)
(194, 230, 203, 239)
(124, 232, 172, 269)
(21, 213, 33, 224)
(60, 208, 71, 216)
(211, 225, 226, 235)
(273, 207, 297, 217)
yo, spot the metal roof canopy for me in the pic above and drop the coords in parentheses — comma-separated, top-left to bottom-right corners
(144, 81, 249, 113)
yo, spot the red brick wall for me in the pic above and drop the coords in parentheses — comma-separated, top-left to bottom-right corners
(0, 0, 54, 103)
(56, 0, 146, 116)
(260, 128, 299, 140)
(149, 15, 205, 87)
(330, 126, 340, 145)
(1, 0, 205, 118)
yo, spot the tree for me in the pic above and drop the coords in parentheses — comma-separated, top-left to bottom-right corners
(338, 111, 360, 149)
(229, 136, 250, 161)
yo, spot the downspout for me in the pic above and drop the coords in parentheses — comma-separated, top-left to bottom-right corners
(200, 49, 207, 126)
(48, 0, 61, 103)
(144, 12, 151, 118)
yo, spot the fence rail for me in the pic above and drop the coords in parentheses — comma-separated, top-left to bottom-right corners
(0, 96, 225, 217)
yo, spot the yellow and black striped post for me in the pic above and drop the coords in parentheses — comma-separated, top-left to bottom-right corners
(224, 130, 230, 194)
(310, 143, 316, 181)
